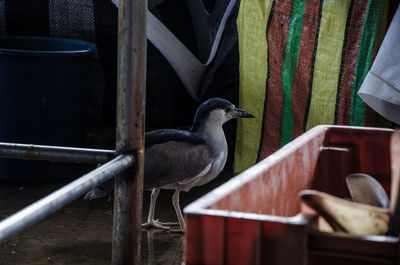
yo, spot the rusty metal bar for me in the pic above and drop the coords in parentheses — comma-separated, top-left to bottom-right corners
(0, 142, 115, 164)
(112, 0, 146, 263)
(0, 154, 134, 241)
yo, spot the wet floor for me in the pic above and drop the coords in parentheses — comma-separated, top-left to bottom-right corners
(0, 171, 230, 265)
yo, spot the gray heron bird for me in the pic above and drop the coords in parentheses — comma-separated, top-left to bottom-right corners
(142, 98, 253, 232)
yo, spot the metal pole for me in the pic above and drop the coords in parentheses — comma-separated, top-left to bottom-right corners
(0, 142, 115, 164)
(0, 155, 134, 240)
(112, 0, 146, 263)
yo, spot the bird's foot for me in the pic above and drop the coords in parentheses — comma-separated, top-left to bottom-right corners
(142, 221, 170, 230)
(142, 219, 182, 232)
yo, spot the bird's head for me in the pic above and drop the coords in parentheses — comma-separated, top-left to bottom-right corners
(191, 98, 254, 132)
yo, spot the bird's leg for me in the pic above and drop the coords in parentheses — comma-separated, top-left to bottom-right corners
(169, 189, 185, 233)
(142, 188, 171, 230)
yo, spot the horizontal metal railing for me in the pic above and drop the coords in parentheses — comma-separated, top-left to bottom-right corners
(0, 142, 116, 164)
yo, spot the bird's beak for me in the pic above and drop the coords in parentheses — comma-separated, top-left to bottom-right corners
(230, 107, 254, 119)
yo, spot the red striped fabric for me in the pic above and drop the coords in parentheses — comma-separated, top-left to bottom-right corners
(260, 0, 293, 158)
(291, 0, 321, 139)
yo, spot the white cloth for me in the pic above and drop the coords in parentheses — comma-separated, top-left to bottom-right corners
(358, 5, 400, 125)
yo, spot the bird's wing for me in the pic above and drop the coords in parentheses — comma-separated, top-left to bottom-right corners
(145, 129, 205, 147)
(144, 140, 217, 190)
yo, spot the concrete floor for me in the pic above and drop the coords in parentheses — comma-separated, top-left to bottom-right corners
(0, 171, 229, 265)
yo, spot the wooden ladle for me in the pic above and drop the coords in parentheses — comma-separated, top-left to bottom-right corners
(300, 189, 389, 236)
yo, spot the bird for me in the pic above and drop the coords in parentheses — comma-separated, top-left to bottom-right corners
(142, 97, 253, 232)
(85, 98, 254, 232)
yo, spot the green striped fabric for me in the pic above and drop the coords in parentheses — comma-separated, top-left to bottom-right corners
(234, 0, 390, 173)
(280, 0, 306, 147)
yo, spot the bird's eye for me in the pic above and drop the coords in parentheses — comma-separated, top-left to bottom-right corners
(225, 106, 232, 113)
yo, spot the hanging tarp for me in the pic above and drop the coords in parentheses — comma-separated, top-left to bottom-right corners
(234, 0, 391, 173)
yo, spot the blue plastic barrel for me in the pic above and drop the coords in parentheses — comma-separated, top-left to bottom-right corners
(0, 37, 96, 181)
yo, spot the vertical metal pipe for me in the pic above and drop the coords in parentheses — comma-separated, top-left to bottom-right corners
(112, 0, 146, 263)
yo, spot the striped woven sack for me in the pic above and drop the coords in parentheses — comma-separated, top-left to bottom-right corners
(234, 0, 392, 173)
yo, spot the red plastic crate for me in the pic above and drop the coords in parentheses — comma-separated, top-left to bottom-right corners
(184, 125, 398, 265)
